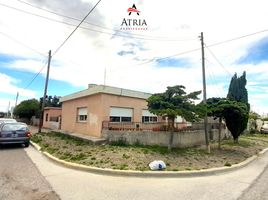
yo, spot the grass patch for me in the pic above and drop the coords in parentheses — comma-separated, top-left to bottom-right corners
(30, 130, 268, 171)
(221, 138, 252, 147)
(70, 153, 88, 161)
(122, 153, 130, 159)
(31, 134, 43, 143)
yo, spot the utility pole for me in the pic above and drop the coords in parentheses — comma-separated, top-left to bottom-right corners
(38, 50, 52, 133)
(7, 101, 10, 118)
(15, 92, 19, 107)
(200, 32, 210, 153)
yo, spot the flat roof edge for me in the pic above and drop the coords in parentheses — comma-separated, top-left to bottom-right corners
(60, 85, 151, 102)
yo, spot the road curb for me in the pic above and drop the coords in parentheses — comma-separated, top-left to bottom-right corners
(30, 141, 268, 178)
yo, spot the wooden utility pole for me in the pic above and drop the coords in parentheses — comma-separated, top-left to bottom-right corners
(38, 50, 52, 133)
(15, 92, 19, 107)
(11, 92, 19, 119)
(7, 101, 10, 118)
(200, 32, 210, 153)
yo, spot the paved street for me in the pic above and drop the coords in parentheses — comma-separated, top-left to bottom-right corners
(25, 146, 268, 200)
(0, 145, 60, 200)
(1, 143, 268, 200)
(238, 162, 268, 200)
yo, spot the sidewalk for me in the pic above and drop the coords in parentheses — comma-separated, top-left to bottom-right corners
(25, 145, 268, 200)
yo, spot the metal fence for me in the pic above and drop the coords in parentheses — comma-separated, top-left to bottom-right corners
(102, 121, 222, 132)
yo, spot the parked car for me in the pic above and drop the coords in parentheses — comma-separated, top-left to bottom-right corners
(260, 124, 268, 134)
(0, 118, 17, 125)
(0, 122, 31, 147)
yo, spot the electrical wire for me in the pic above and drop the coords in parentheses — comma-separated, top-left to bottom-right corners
(52, 0, 102, 57)
(204, 43, 232, 77)
(23, 60, 48, 89)
(0, 31, 46, 57)
(134, 47, 200, 66)
(205, 58, 225, 97)
(18, 0, 103, 90)
(16, 0, 195, 41)
(207, 29, 268, 47)
(1, 2, 194, 42)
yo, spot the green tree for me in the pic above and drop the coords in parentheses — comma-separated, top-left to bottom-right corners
(227, 71, 249, 137)
(147, 85, 201, 150)
(199, 98, 249, 143)
(227, 71, 248, 104)
(218, 100, 248, 143)
(13, 99, 40, 120)
(39, 95, 61, 108)
(249, 111, 260, 120)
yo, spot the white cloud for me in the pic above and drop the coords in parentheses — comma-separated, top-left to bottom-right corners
(0, 73, 36, 112)
(0, 0, 268, 115)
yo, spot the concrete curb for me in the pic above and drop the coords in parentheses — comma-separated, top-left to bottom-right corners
(30, 141, 268, 178)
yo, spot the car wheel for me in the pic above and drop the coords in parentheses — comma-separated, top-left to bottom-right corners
(24, 142, 30, 147)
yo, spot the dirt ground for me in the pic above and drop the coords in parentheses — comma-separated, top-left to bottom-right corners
(31, 132, 268, 171)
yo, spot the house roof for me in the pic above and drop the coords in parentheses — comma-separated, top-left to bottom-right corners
(60, 84, 151, 102)
(44, 107, 62, 110)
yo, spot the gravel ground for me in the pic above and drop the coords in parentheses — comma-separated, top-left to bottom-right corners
(0, 144, 60, 200)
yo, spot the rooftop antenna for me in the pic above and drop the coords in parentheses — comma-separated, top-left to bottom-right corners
(104, 67, 107, 86)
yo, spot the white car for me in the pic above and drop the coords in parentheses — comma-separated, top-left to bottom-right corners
(0, 118, 17, 125)
(261, 124, 268, 134)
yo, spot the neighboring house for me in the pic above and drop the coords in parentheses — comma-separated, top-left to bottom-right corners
(60, 84, 158, 138)
(43, 107, 62, 130)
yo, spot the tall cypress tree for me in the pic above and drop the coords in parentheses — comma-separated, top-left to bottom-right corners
(227, 71, 249, 139)
(227, 71, 248, 104)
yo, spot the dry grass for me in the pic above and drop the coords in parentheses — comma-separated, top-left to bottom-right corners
(31, 132, 268, 171)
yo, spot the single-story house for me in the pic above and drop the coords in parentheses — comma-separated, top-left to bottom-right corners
(60, 84, 160, 137)
(43, 107, 62, 130)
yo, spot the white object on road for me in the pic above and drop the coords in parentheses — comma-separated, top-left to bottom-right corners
(149, 160, 166, 170)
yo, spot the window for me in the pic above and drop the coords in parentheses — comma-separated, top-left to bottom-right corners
(45, 113, 48, 122)
(77, 107, 88, 122)
(109, 107, 133, 122)
(142, 110, 157, 123)
(121, 117, 132, 122)
(49, 116, 59, 122)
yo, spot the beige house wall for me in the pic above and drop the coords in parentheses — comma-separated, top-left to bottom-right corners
(43, 107, 62, 129)
(101, 93, 148, 122)
(61, 93, 149, 138)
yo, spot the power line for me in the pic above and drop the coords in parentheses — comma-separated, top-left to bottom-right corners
(16, 0, 195, 41)
(204, 44, 232, 77)
(1, 2, 193, 42)
(207, 29, 268, 47)
(135, 47, 200, 67)
(24, 60, 48, 89)
(0, 31, 46, 56)
(136, 28, 268, 67)
(205, 58, 225, 97)
(52, 0, 102, 56)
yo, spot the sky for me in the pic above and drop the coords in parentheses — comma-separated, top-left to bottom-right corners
(0, 0, 268, 116)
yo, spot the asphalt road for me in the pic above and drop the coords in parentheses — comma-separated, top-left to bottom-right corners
(25, 145, 268, 200)
(1, 143, 268, 200)
(0, 144, 60, 200)
(238, 162, 268, 200)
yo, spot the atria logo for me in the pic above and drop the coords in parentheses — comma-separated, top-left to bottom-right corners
(120, 3, 148, 31)
(128, 4, 140, 15)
